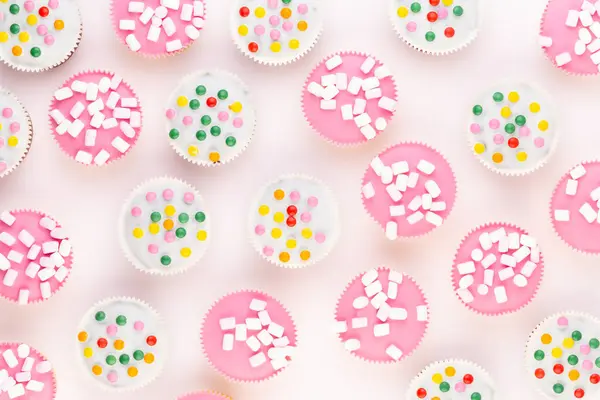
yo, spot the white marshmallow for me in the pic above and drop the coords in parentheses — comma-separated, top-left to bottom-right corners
(25, 262, 40, 278)
(341, 104, 354, 120)
(129, 1, 145, 12)
(0, 232, 16, 246)
(365, 280, 383, 297)
(374, 66, 392, 79)
(54, 266, 69, 282)
(365, 88, 382, 100)
(389, 270, 403, 283)
(336, 73, 348, 90)
(7, 250, 23, 263)
(457, 261, 476, 275)
(514, 274, 528, 287)
(390, 205, 405, 217)
(381, 167, 393, 184)
(387, 281, 398, 299)
(386, 184, 402, 202)
(180, 3, 193, 20)
(258, 310, 271, 326)
(580, 27, 593, 43)
(257, 329, 273, 346)
(130, 111, 142, 128)
(70, 80, 87, 93)
(41, 241, 59, 254)
(75, 150, 92, 165)
(321, 74, 337, 87)
(555, 52, 572, 66)
(571, 164, 587, 179)
(407, 172, 419, 188)
(362, 182, 375, 199)
(353, 296, 369, 309)
(18, 289, 29, 305)
(354, 113, 371, 128)
(370, 156, 385, 176)
(494, 286, 508, 304)
(457, 288, 474, 303)
(575, 40, 587, 55)
(249, 298, 267, 311)
(378, 96, 397, 112)
(389, 307, 407, 320)
(54, 87, 73, 101)
(416, 305, 428, 321)
(513, 246, 531, 263)
(161, 0, 180, 10)
(459, 274, 474, 289)
(67, 119, 84, 138)
(25, 380, 44, 392)
(249, 352, 267, 368)
(90, 112, 106, 129)
(320, 100, 336, 110)
(407, 196, 422, 211)
(417, 160, 435, 175)
(17, 230, 34, 248)
(333, 320, 348, 333)
(112, 137, 130, 153)
(471, 248, 483, 262)
(407, 211, 424, 225)
(352, 98, 366, 115)
(374, 323, 390, 337)
(193, 0, 204, 16)
(362, 77, 380, 91)
(479, 232, 493, 250)
(425, 212, 443, 227)
(351, 317, 368, 329)
(360, 57, 376, 73)
(375, 117, 387, 131)
(85, 130, 97, 147)
(155, 5, 168, 18)
(325, 55, 343, 70)
(119, 19, 135, 31)
(246, 336, 260, 352)
(581, 10, 594, 26)
(245, 318, 261, 331)
(219, 317, 236, 330)
(566, 9, 580, 27)
(500, 254, 517, 268)
(94, 150, 111, 166)
(166, 39, 183, 52)
(498, 267, 515, 281)
(3, 269, 17, 287)
(395, 174, 408, 191)
(370, 292, 388, 309)
(539, 35, 553, 47)
(0, 212, 15, 226)
(386, 345, 403, 361)
(477, 284, 489, 295)
(425, 180, 441, 198)
(347, 77, 362, 95)
(344, 339, 360, 351)
(69, 101, 85, 119)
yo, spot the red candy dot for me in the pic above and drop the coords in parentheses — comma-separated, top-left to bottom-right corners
(239, 6, 250, 17)
(444, 27, 455, 37)
(463, 374, 474, 384)
(534, 368, 545, 379)
(416, 388, 427, 398)
(429, 0, 440, 5)
(146, 336, 157, 346)
(286, 216, 296, 227)
(206, 97, 217, 108)
(427, 11, 438, 22)
(39, 6, 49, 17)
(575, 388, 585, 398)
(248, 42, 258, 52)
(97, 338, 108, 348)
(508, 137, 519, 148)
(590, 374, 600, 384)
(554, 364, 564, 374)
(287, 205, 298, 216)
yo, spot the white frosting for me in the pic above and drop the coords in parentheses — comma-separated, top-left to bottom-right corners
(0, 88, 30, 178)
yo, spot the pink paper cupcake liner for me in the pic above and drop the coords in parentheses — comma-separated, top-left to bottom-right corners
(200, 289, 298, 383)
(0, 87, 33, 179)
(451, 222, 544, 316)
(177, 391, 232, 400)
(334, 267, 429, 363)
(0, 342, 57, 399)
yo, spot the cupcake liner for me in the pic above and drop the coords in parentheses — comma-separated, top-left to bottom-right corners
(360, 141, 458, 241)
(230, 0, 323, 67)
(451, 222, 544, 317)
(178, 390, 233, 400)
(109, 0, 206, 59)
(0, 341, 58, 399)
(467, 82, 559, 177)
(47, 69, 143, 167)
(334, 267, 429, 364)
(407, 358, 496, 399)
(0, 87, 34, 179)
(166, 69, 256, 167)
(300, 50, 399, 147)
(389, 0, 480, 56)
(118, 176, 210, 276)
(200, 289, 299, 384)
(76, 296, 167, 392)
(247, 173, 340, 269)
(0, 207, 75, 305)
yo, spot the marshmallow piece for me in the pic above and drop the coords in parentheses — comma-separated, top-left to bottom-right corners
(591, 186, 600, 201)
(0, 254, 9, 271)
(370, 292, 388, 309)
(273, 337, 290, 348)
(417, 160, 435, 175)
(0, 232, 16, 246)
(354, 113, 371, 128)
(67, 119, 84, 138)
(514, 274, 528, 287)
(17, 289, 28, 305)
(390, 205, 405, 217)
(395, 174, 408, 191)
(336, 73, 348, 90)
(365, 88, 382, 100)
(575, 40, 587, 55)
(112, 137, 131, 153)
(374, 66, 392, 79)
(89, 112, 106, 129)
(333, 320, 348, 333)
(457, 261, 475, 275)
(307, 82, 324, 98)
(360, 57, 376, 73)
(378, 96, 397, 112)
(55, 119, 70, 135)
(383, 220, 398, 241)
(498, 236, 509, 253)
(500, 254, 517, 268)
(471, 248, 483, 262)
(21, 357, 34, 371)
(489, 228, 506, 243)
(362, 182, 375, 198)
(192, 16, 204, 28)
(114, 107, 131, 119)
(70, 80, 87, 93)
(347, 77, 362, 95)
(407, 211, 424, 225)
(407, 195, 422, 211)
(25, 262, 40, 278)
(592, 49, 600, 64)
(387, 281, 398, 299)
(121, 96, 138, 107)
(320, 99, 336, 110)
(386, 345, 403, 361)
(84, 130, 97, 147)
(344, 339, 360, 351)
(54, 266, 69, 282)
(581, 10, 594, 26)
(7, 250, 23, 263)
(566, 9, 579, 26)
(374, 323, 390, 337)
(571, 164, 587, 179)
(249, 298, 267, 311)
(249, 352, 267, 368)
(386, 184, 402, 202)
(38, 267, 55, 282)
(245, 318, 261, 331)
(387, 307, 406, 321)
(271, 358, 289, 371)
(539, 35, 553, 47)
(120, 122, 136, 139)
(180, 3, 193, 20)
(580, 27, 593, 44)
(39, 256, 53, 268)
(17, 230, 34, 248)
(25, 380, 44, 392)
(7, 383, 25, 398)
(351, 317, 368, 329)
(69, 101, 85, 119)
(341, 103, 354, 119)
(139, 6, 154, 23)
(163, 17, 177, 37)
(193, 0, 204, 16)
(246, 336, 260, 352)
(521, 261, 538, 277)
(325, 55, 343, 70)
(16, 344, 29, 359)
(377, 303, 391, 322)
(103, 117, 119, 129)
(520, 234, 537, 248)
(87, 98, 104, 116)
(416, 305, 428, 321)
(353, 296, 369, 309)
(3, 350, 18, 368)
(430, 202, 447, 212)
(370, 156, 385, 176)
(129, 1, 145, 12)
(258, 310, 271, 326)
(36, 361, 52, 373)
(425, 212, 443, 227)
(160, 0, 180, 10)
(75, 151, 92, 165)
(155, 5, 168, 18)
(130, 111, 142, 128)
(592, 21, 600, 37)
(477, 284, 489, 295)
(457, 288, 474, 303)
(361, 269, 378, 285)
(321, 74, 337, 87)
(508, 232, 520, 249)
(54, 87, 73, 101)
(459, 274, 474, 289)
(257, 329, 274, 346)
(479, 232, 493, 250)
(425, 180, 441, 198)
(375, 117, 387, 131)
(407, 172, 419, 188)
(126, 34, 142, 51)
(498, 267, 515, 281)
(119, 19, 135, 31)
(556, 52, 572, 66)
(322, 85, 339, 101)
(365, 280, 383, 297)
(94, 150, 111, 166)
(513, 246, 531, 262)
(85, 83, 99, 102)
(381, 167, 393, 184)
(105, 92, 121, 111)
(50, 109, 66, 124)
(0, 211, 15, 226)
(3, 269, 17, 286)
(362, 77, 380, 91)
(389, 270, 403, 283)
(583, 0, 596, 13)
(494, 286, 508, 304)
(42, 241, 59, 254)
(219, 317, 236, 330)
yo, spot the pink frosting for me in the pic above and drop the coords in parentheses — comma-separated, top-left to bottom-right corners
(178, 393, 230, 400)
(551, 161, 600, 253)
(0, 342, 56, 400)
(451, 223, 543, 315)
(541, 0, 599, 74)
(201, 291, 297, 382)
(302, 53, 397, 145)
(362, 143, 456, 237)
(0, 210, 73, 304)
(335, 268, 428, 362)
(111, 0, 204, 55)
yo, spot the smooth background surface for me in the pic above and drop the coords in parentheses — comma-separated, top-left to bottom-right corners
(1, 0, 600, 398)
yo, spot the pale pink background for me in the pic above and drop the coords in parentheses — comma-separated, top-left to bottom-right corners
(1, 0, 600, 399)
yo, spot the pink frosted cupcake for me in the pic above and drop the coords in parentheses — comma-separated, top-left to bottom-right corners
(48, 70, 142, 166)
(178, 391, 231, 400)
(201, 290, 298, 382)
(0, 209, 74, 304)
(550, 161, 600, 254)
(452, 223, 543, 315)
(334, 267, 429, 363)
(540, 0, 600, 75)
(0, 342, 57, 399)
(110, 0, 205, 56)
(302, 51, 398, 145)
(361, 142, 457, 240)
(0, 88, 33, 178)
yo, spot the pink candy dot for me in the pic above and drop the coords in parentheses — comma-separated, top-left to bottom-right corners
(255, 225, 265, 235)
(300, 212, 311, 223)
(233, 118, 243, 128)
(438, 7, 448, 19)
(131, 207, 142, 217)
(163, 189, 173, 200)
(519, 126, 531, 136)
(297, 3, 308, 14)
(37, 24, 48, 36)
(133, 321, 145, 331)
(2, 108, 13, 118)
(9, 122, 20, 133)
(269, 15, 280, 26)
(406, 22, 417, 32)
(557, 316, 569, 326)
(315, 232, 326, 243)
(148, 244, 158, 254)
(183, 192, 195, 204)
(583, 360, 594, 370)
(218, 111, 229, 122)
(282, 21, 293, 31)
(454, 382, 466, 393)
(488, 119, 500, 129)
(493, 134, 504, 145)
(470, 123, 480, 134)
(290, 191, 300, 202)
(166, 109, 176, 119)
(182, 116, 193, 126)
(107, 372, 118, 383)
(534, 137, 545, 148)
(270, 29, 281, 40)
(24, 1, 34, 12)
(48, 0, 59, 9)
(0, 138, 4, 148)
(263, 246, 274, 256)
(165, 231, 176, 243)
(0, 12, 4, 22)
(0, 162, 6, 173)
(146, 192, 157, 202)
(581, 344, 591, 355)
(255, 24, 265, 36)
(106, 324, 118, 337)
(44, 35, 55, 46)
(307, 196, 318, 207)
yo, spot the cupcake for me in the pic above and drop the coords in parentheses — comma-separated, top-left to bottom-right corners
(200, 290, 298, 382)
(334, 267, 428, 362)
(231, 0, 323, 66)
(110, 0, 205, 56)
(0, 88, 32, 178)
(248, 174, 339, 268)
(361, 142, 457, 240)
(48, 70, 143, 166)
(452, 223, 543, 315)
(408, 359, 496, 399)
(540, 0, 600, 75)
(118, 177, 210, 275)
(0, 342, 57, 399)
(178, 392, 232, 400)
(468, 83, 557, 176)
(0, 0, 82, 72)
(166, 70, 256, 166)
(525, 311, 600, 398)
(301, 51, 398, 146)
(76, 297, 165, 390)
(390, 0, 479, 55)
(0, 209, 74, 304)
(550, 161, 600, 254)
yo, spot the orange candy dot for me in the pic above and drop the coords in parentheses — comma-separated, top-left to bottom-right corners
(54, 19, 64, 30)
(274, 189, 285, 200)
(279, 252, 290, 263)
(297, 20, 308, 31)
(114, 339, 125, 350)
(128, 366, 138, 377)
(78, 331, 88, 342)
(92, 365, 102, 375)
(280, 7, 292, 18)
(12, 46, 22, 56)
(144, 353, 155, 364)
(163, 219, 174, 230)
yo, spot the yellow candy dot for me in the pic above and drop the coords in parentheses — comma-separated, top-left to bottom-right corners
(271, 228, 282, 239)
(281, 7, 292, 18)
(289, 39, 300, 49)
(286, 239, 296, 249)
(569, 370, 580, 381)
(541, 334, 552, 344)
(0, 124, 2, 130)
(500, 106, 512, 119)
(114, 340, 125, 350)
(229, 102, 243, 113)
(270, 42, 281, 53)
(27, 14, 38, 25)
(7, 136, 18, 147)
(516, 151, 528, 162)
(133, 228, 144, 238)
(529, 102, 541, 113)
(551, 347, 563, 358)
(180, 247, 191, 258)
(563, 338, 575, 349)
(149, 223, 160, 235)
(473, 143, 485, 154)
(538, 120, 549, 131)
(209, 152, 220, 163)
(432, 373, 443, 384)
(273, 212, 284, 223)
(432, 398, 441, 400)
(442, 0, 453, 5)
(128, 366, 138, 377)
(300, 250, 310, 260)
(144, 353, 154, 364)
(78, 331, 88, 342)
(301, 228, 312, 239)
(164, 205, 176, 216)
(274, 189, 285, 200)
(177, 96, 188, 107)
(0, 32, 7, 42)
(258, 205, 270, 216)
(397, 6, 409, 17)
(0, 0, 7, 3)
(54, 19, 64, 30)
(297, 20, 307, 31)
(255, 6, 266, 18)
(83, 347, 93, 358)
(92, 365, 102, 376)
(508, 91, 520, 103)
(163, 219, 174, 230)
(196, 230, 207, 241)
(238, 25, 248, 36)
(279, 252, 290, 263)
(492, 152, 503, 164)
(12, 46, 22, 56)
(188, 145, 198, 157)
(18, 31, 29, 43)
(445, 366, 456, 377)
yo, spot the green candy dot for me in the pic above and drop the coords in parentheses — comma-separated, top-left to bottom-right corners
(201, 115, 211, 126)
(439, 382, 450, 392)
(472, 105, 483, 116)
(106, 355, 116, 365)
(217, 89, 228, 100)
(568, 355, 579, 365)
(160, 255, 171, 266)
(150, 212, 161, 222)
(493, 92, 504, 102)
(116, 315, 127, 326)
(553, 383, 564, 394)
(175, 228, 186, 238)
(169, 128, 179, 139)
(572, 330, 583, 341)
(195, 85, 206, 96)
(9, 24, 20, 34)
(453, 5, 464, 16)
(505, 123, 516, 134)
(471, 393, 481, 400)
(189, 99, 200, 110)
(515, 115, 526, 126)
(133, 350, 144, 361)
(591, 338, 600, 349)
(30, 47, 41, 58)
(226, 136, 237, 147)
(95, 311, 106, 322)
(534, 350, 545, 361)
(282, 0, 291, 3)
(195, 212, 206, 223)
(119, 354, 130, 365)
(596, 357, 600, 368)
(196, 130, 207, 141)
(210, 126, 221, 136)
(9, 4, 20, 14)
(178, 213, 189, 223)
(425, 31, 435, 42)
(410, 2, 421, 12)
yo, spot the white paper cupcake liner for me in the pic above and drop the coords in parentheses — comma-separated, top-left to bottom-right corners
(0, 87, 33, 179)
